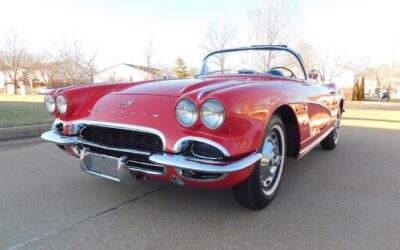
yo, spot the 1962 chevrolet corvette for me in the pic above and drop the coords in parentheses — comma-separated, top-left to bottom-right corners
(42, 45, 344, 209)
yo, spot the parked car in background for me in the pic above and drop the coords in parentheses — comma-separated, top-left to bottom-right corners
(381, 92, 390, 102)
(36, 86, 53, 94)
(41, 45, 344, 210)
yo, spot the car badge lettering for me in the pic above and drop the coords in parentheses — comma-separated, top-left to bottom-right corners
(120, 98, 134, 108)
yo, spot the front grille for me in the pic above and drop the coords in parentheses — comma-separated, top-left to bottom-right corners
(80, 125, 163, 153)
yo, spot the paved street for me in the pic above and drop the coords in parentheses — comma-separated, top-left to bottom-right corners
(1, 107, 400, 249)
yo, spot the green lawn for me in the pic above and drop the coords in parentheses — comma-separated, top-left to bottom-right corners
(0, 94, 45, 102)
(0, 101, 54, 128)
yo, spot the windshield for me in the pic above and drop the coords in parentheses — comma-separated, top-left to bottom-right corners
(199, 48, 306, 80)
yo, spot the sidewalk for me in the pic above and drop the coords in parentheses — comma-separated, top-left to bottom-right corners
(0, 124, 50, 141)
(345, 101, 400, 111)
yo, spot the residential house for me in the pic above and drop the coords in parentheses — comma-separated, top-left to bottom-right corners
(364, 78, 400, 98)
(328, 68, 356, 88)
(95, 64, 163, 83)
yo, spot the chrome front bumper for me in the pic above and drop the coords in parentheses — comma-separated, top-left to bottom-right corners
(42, 129, 261, 178)
(149, 152, 261, 174)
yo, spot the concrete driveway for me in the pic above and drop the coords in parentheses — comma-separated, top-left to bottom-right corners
(1, 105, 400, 249)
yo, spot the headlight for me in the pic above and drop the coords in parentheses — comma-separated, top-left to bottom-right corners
(200, 99, 225, 129)
(44, 95, 55, 113)
(175, 99, 198, 127)
(56, 95, 68, 115)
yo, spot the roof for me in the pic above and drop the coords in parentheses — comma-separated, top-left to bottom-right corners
(98, 63, 162, 75)
(124, 64, 162, 74)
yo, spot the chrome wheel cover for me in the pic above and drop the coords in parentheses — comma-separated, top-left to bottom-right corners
(259, 125, 285, 196)
(333, 114, 341, 144)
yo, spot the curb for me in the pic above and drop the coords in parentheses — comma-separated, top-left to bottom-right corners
(0, 124, 51, 141)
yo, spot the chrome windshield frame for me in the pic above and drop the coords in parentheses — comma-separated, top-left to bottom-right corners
(197, 45, 308, 80)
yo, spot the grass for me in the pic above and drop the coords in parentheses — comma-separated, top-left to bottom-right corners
(0, 95, 54, 128)
(0, 94, 45, 102)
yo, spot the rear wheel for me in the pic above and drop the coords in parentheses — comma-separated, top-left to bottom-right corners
(232, 115, 286, 210)
(320, 110, 341, 150)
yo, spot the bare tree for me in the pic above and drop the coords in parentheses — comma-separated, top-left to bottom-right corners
(80, 53, 97, 84)
(316, 48, 346, 83)
(21, 53, 36, 87)
(382, 82, 396, 96)
(32, 53, 51, 85)
(249, 0, 296, 45)
(248, 0, 296, 69)
(30, 53, 61, 88)
(143, 38, 157, 80)
(295, 41, 317, 71)
(0, 31, 27, 93)
(56, 40, 84, 85)
(200, 23, 236, 73)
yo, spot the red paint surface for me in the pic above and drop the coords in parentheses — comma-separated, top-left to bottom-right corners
(48, 75, 343, 188)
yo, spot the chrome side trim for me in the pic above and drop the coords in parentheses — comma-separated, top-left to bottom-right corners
(72, 120, 166, 150)
(149, 151, 261, 174)
(297, 126, 334, 159)
(173, 136, 230, 157)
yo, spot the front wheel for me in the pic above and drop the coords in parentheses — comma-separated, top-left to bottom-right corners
(320, 110, 341, 150)
(232, 115, 286, 210)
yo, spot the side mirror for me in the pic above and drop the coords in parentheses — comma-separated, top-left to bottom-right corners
(308, 69, 319, 80)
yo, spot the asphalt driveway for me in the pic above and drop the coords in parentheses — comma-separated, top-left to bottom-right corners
(1, 106, 400, 249)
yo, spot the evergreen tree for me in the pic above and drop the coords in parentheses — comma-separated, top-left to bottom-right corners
(352, 79, 360, 101)
(172, 58, 190, 79)
(359, 76, 365, 100)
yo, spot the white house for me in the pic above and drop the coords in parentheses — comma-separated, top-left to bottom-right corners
(363, 78, 400, 98)
(95, 64, 163, 83)
(329, 68, 356, 88)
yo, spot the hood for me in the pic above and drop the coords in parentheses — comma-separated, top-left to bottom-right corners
(109, 78, 246, 97)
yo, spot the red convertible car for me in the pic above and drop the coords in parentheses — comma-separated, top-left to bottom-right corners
(42, 45, 344, 210)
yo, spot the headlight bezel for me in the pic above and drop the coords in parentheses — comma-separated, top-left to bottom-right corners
(44, 94, 56, 113)
(200, 99, 225, 129)
(56, 95, 68, 115)
(175, 98, 198, 127)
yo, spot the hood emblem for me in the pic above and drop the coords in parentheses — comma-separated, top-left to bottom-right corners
(120, 98, 134, 108)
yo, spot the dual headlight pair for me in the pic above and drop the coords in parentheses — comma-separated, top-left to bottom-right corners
(44, 95, 68, 115)
(176, 99, 225, 129)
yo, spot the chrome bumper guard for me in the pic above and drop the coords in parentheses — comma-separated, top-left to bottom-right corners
(42, 129, 262, 177)
(41, 130, 80, 146)
(149, 152, 261, 174)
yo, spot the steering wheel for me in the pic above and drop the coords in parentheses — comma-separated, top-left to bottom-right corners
(268, 67, 296, 78)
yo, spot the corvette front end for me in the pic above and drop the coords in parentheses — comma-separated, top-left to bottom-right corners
(42, 119, 261, 188)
